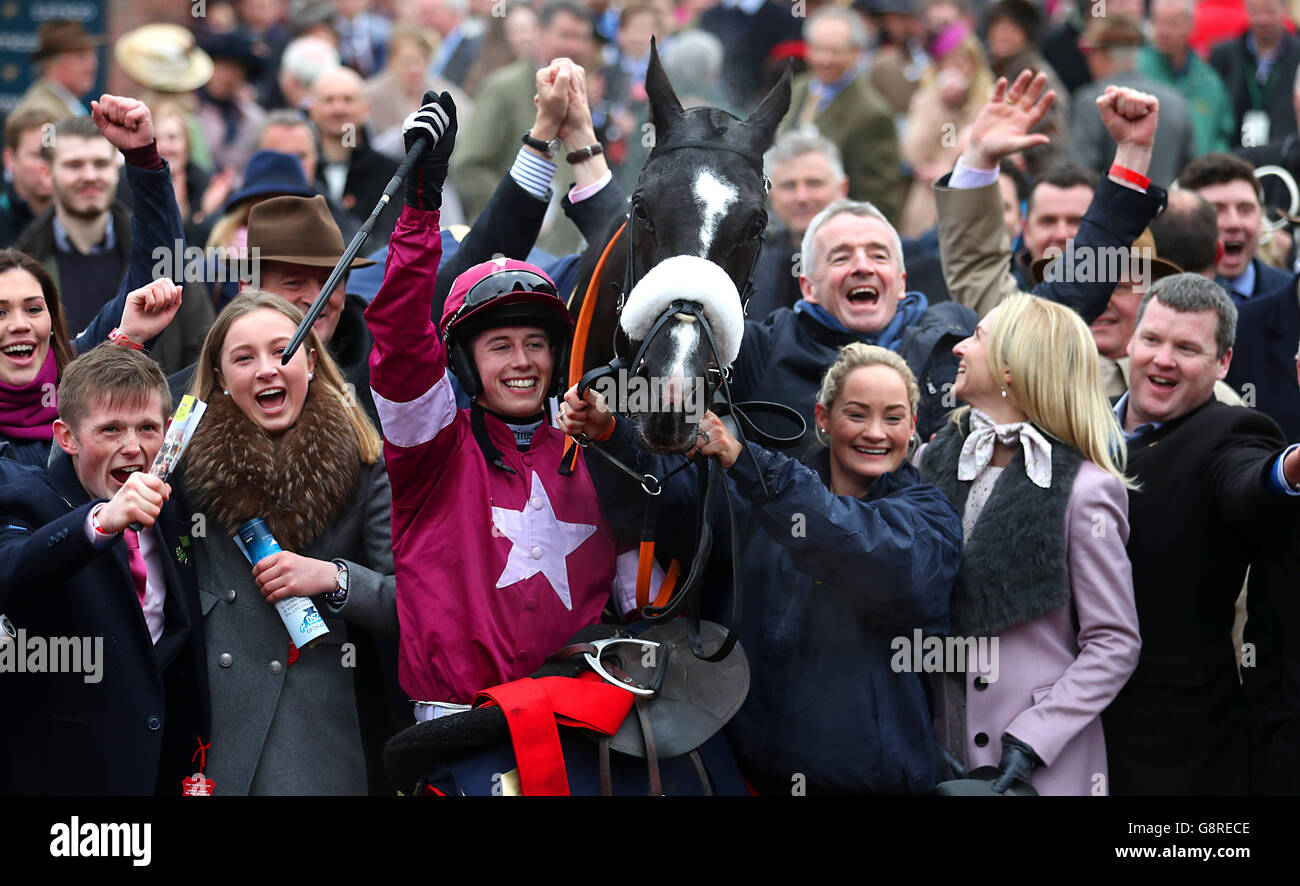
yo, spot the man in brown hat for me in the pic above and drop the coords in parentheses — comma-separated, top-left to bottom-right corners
(165, 193, 383, 422)
(1070, 13, 1196, 188)
(14, 20, 104, 120)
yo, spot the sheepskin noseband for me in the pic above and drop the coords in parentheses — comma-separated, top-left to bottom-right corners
(618, 255, 745, 367)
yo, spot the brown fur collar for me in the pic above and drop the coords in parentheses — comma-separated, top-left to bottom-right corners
(184, 385, 361, 552)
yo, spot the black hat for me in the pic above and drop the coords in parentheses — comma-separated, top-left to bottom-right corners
(198, 28, 267, 79)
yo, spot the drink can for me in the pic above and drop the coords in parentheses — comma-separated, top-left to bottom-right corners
(236, 519, 330, 649)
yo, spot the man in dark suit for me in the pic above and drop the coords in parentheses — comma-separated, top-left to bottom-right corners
(1227, 275, 1300, 440)
(0, 343, 209, 795)
(1178, 152, 1293, 304)
(1103, 273, 1300, 795)
(1242, 351, 1300, 795)
(1210, 0, 1300, 148)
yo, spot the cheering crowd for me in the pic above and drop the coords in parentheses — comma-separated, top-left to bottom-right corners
(1, 0, 1299, 796)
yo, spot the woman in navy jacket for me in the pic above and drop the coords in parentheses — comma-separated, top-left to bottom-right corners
(561, 343, 963, 794)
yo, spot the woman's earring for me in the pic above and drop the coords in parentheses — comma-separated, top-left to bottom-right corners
(307, 372, 314, 381)
(1000, 385, 1008, 398)
(222, 389, 230, 396)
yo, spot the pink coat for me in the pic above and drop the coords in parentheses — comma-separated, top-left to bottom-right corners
(959, 461, 1142, 795)
(366, 206, 621, 704)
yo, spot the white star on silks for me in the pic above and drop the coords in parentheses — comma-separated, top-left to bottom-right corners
(491, 472, 597, 611)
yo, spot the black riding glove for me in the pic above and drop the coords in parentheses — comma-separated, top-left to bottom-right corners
(403, 90, 457, 211)
(990, 732, 1042, 794)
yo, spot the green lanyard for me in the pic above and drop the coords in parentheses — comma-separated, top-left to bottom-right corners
(1246, 57, 1281, 110)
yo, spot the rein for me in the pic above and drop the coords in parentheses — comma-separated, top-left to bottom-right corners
(559, 138, 803, 663)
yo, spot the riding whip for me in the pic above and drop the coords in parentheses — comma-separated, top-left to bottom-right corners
(282, 133, 431, 363)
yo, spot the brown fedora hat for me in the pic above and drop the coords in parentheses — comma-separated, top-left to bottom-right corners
(246, 195, 376, 269)
(1031, 228, 1181, 287)
(32, 20, 106, 61)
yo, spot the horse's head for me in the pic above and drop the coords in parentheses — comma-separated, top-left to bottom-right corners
(612, 39, 790, 453)
(632, 38, 790, 291)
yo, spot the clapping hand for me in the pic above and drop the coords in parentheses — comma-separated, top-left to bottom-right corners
(532, 59, 572, 145)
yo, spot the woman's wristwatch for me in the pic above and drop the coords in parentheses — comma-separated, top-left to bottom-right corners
(325, 559, 349, 605)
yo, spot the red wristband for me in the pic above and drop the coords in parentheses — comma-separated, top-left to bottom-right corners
(1109, 164, 1151, 190)
(108, 328, 145, 350)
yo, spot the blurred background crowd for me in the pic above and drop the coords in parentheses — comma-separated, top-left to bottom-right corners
(9, 0, 1300, 333)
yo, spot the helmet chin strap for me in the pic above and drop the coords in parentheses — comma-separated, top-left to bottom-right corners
(470, 400, 517, 475)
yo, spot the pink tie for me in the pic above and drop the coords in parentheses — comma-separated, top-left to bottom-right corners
(123, 529, 148, 606)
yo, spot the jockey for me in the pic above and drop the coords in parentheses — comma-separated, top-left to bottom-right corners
(366, 91, 633, 719)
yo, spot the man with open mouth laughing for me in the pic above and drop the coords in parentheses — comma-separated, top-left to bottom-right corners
(1178, 152, 1292, 304)
(0, 343, 209, 795)
(1105, 272, 1300, 796)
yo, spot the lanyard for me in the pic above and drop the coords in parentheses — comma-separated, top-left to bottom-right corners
(1246, 55, 1281, 110)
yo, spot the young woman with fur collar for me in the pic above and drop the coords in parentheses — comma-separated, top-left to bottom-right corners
(916, 293, 1142, 795)
(180, 290, 399, 795)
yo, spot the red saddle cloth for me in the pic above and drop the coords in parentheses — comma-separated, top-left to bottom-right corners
(475, 674, 635, 796)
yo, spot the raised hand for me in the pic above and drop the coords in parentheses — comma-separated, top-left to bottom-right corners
(118, 277, 183, 346)
(403, 90, 457, 160)
(532, 59, 572, 145)
(962, 70, 1055, 170)
(402, 90, 458, 210)
(1099, 86, 1157, 180)
(97, 472, 171, 534)
(90, 95, 155, 152)
(558, 63, 598, 151)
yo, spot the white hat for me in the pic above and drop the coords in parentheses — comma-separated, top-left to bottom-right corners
(115, 24, 214, 93)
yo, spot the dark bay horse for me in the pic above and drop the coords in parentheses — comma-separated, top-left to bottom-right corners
(570, 40, 791, 454)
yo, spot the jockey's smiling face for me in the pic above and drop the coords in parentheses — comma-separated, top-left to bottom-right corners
(472, 325, 554, 419)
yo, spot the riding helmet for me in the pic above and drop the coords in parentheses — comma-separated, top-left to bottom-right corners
(441, 258, 574, 398)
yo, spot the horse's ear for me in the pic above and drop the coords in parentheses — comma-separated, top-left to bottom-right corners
(645, 36, 685, 141)
(743, 63, 793, 149)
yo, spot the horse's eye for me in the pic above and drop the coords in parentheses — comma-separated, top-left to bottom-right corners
(747, 213, 767, 239)
(632, 200, 653, 230)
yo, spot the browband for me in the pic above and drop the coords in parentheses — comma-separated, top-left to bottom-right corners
(648, 139, 764, 168)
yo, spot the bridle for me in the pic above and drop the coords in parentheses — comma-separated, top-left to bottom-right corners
(562, 138, 804, 663)
(628, 139, 772, 321)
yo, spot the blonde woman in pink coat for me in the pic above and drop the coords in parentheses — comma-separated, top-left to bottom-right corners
(917, 293, 1142, 795)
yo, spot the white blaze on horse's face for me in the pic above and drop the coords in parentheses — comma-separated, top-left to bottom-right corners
(692, 169, 739, 259)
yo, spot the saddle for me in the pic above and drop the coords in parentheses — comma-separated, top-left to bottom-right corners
(383, 620, 750, 796)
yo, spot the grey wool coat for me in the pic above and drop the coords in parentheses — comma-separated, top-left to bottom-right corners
(185, 457, 398, 795)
